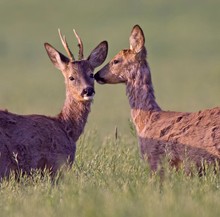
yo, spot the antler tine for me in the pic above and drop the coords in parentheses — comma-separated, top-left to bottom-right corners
(58, 29, 75, 61)
(73, 29, 84, 60)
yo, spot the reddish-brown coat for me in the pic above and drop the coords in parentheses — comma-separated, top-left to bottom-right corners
(0, 31, 108, 178)
(95, 25, 220, 172)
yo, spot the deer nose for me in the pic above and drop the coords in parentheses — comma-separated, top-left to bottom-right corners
(94, 73, 101, 81)
(82, 87, 95, 97)
(94, 73, 106, 84)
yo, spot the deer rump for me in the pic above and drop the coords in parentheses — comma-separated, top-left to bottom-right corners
(0, 110, 75, 178)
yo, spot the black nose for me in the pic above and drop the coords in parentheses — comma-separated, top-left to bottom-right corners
(94, 73, 100, 81)
(82, 87, 95, 96)
(94, 73, 106, 83)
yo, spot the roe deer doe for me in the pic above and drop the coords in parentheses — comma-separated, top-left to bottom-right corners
(95, 25, 220, 173)
(0, 29, 108, 179)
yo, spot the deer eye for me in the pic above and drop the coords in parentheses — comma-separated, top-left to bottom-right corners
(113, 59, 120, 64)
(69, 76, 75, 81)
(90, 73, 94, 78)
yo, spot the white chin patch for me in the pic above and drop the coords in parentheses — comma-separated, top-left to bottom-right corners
(83, 95, 94, 101)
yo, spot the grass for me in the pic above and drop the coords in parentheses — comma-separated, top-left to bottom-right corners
(0, 0, 220, 216)
(0, 132, 220, 217)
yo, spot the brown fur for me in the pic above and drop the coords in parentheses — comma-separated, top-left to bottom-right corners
(0, 32, 108, 179)
(95, 25, 220, 172)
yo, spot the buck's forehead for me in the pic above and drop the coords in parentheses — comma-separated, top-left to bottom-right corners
(69, 61, 93, 73)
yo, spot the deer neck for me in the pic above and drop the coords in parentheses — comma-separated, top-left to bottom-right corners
(58, 92, 91, 142)
(126, 60, 161, 131)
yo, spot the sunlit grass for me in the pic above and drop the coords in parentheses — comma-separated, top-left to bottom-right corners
(0, 132, 220, 217)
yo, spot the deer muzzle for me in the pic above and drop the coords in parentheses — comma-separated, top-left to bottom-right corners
(94, 73, 106, 84)
(81, 87, 95, 101)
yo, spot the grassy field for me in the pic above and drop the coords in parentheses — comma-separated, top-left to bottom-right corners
(1, 133, 220, 217)
(0, 0, 220, 216)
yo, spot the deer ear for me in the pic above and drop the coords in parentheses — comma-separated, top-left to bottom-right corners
(129, 25, 145, 53)
(87, 41, 108, 68)
(44, 43, 69, 71)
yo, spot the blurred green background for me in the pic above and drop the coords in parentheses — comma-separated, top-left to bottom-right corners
(0, 0, 219, 137)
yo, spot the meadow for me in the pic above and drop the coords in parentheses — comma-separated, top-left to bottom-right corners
(0, 0, 220, 216)
(1, 132, 220, 217)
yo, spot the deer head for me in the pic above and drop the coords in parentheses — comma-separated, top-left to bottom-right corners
(45, 29, 108, 102)
(95, 25, 147, 84)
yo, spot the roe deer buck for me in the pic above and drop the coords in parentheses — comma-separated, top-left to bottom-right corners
(95, 25, 220, 173)
(0, 29, 108, 179)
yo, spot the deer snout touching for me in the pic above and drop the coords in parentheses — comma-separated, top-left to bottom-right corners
(81, 86, 95, 100)
(95, 60, 127, 84)
(94, 72, 106, 84)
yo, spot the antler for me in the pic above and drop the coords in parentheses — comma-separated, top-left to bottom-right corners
(73, 29, 84, 60)
(58, 29, 75, 61)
